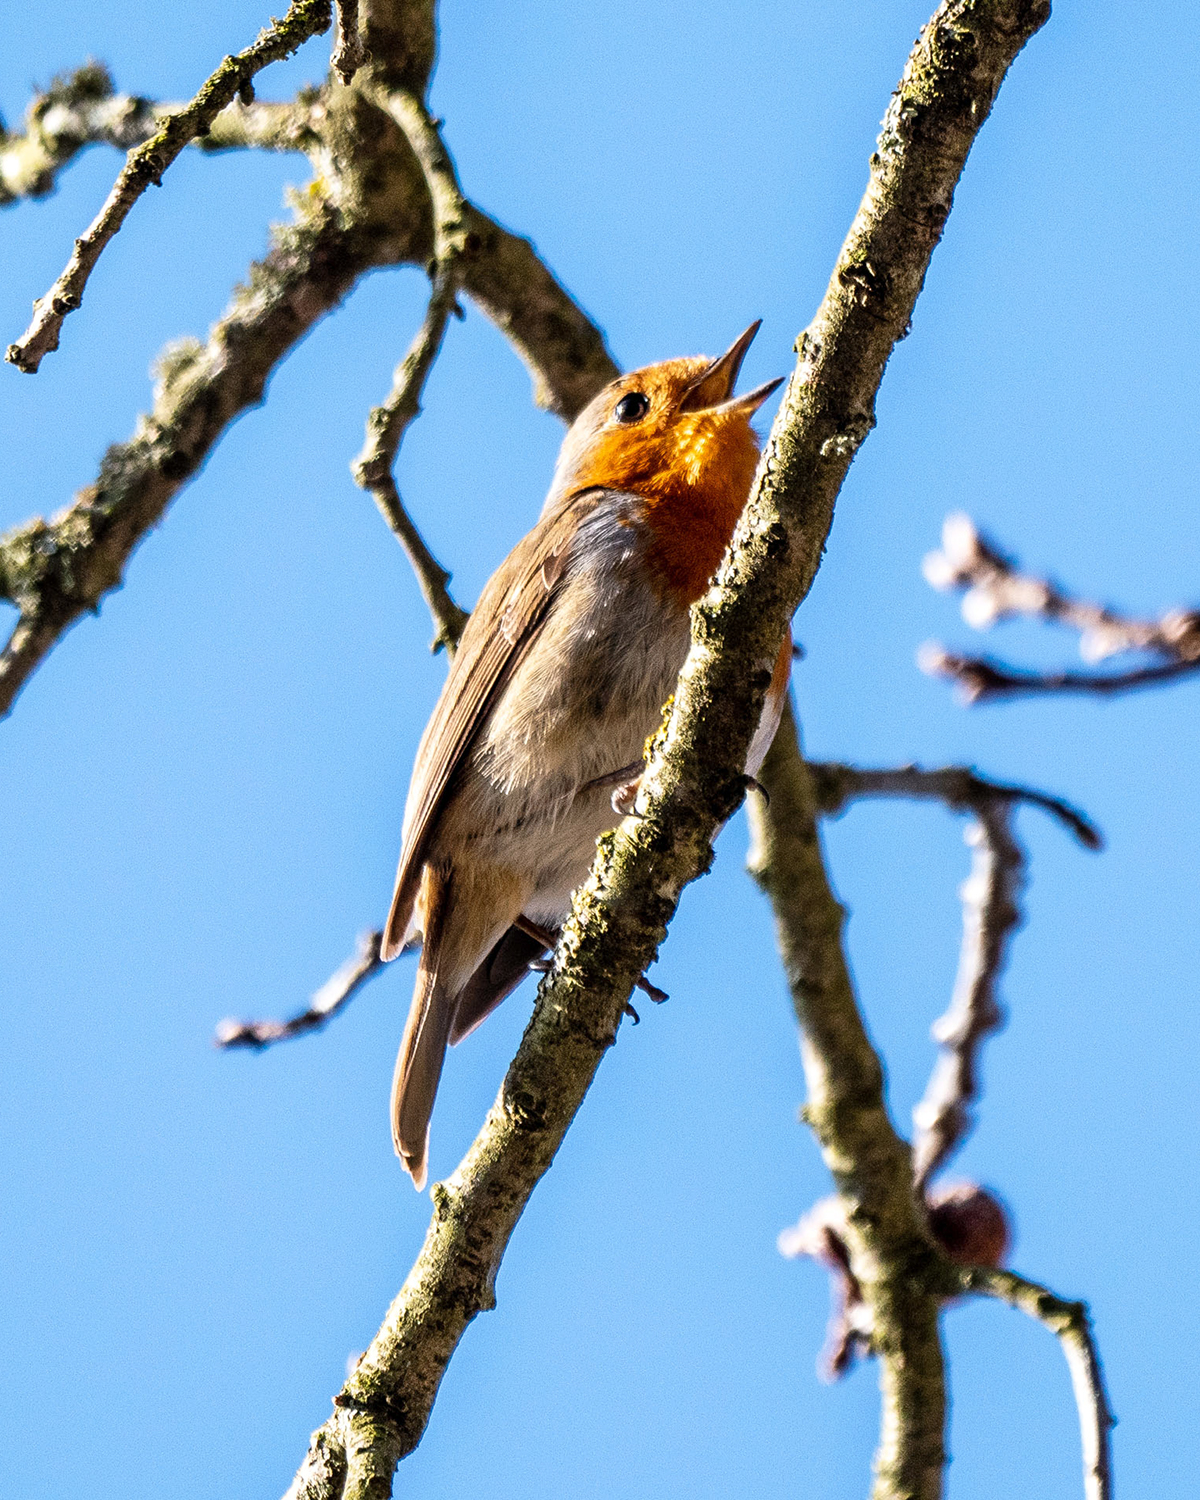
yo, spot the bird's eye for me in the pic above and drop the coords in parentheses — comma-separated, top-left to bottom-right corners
(613, 391, 650, 424)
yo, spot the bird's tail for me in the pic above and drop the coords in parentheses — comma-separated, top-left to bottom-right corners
(391, 866, 456, 1191)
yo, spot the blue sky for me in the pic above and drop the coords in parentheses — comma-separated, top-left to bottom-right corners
(2, 2, 1198, 1497)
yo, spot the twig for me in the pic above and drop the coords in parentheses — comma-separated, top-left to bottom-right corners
(6, 0, 333, 373)
(331, 0, 366, 84)
(352, 286, 468, 652)
(807, 761, 1101, 850)
(961, 1266, 1115, 1500)
(0, 63, 319, 205)
(922, 513, 1200, 703)
(214, 931, 386, 1048)
(912, 804, 1021, 1188)
(804, 761, 1100, 1185)
(352, 86, 474, 652)
(919, 643, 1200, 703)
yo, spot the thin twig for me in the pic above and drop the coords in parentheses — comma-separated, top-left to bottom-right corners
(6, 0, 333, 373)
(922, 513, 1200, 703)
(351, 86, 475, 652)
(0, 62, 318, 205)
(912, 804, 1021, 1188)
(807, 761, 1101, 850)
(352, 288, 469, 653)
(805, 760, 1100, 1185)
(961, 1266, 1115, 1500)
(214, 931, 386, 1049)
(919, 643, 1200, 703)
(331, 0, 366, 84)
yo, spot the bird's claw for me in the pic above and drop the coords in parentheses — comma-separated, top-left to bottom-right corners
(634, 974, 668, 1005)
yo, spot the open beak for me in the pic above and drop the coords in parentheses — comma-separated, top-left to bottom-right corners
(679, 320, 783, 416)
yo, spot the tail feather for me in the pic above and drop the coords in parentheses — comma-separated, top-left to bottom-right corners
(390, 867, 455, 1190)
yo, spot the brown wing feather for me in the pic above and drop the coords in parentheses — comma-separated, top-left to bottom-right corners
(380, 490, 603, 960)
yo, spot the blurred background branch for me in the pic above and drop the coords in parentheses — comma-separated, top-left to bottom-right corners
(922, 512, 1200, 701)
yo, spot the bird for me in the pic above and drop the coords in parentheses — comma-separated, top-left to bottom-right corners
(381, 321, 791, 1189)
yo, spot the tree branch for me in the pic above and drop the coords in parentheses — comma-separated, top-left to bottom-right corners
(804, 761, 1099, 1186)
(748, 702, 950, 1497)
(350, 85, 474, 651)
(214, 931, 386, 1049)
(961, 1266, 1114, 1500)
(912, 803, 1020, 1188)
(6, 0, 334, 373)
(807, 760, 1100, 850)
(284, 6, 1050, 1494)
(921, 512, 1200, 702)
(331, 1, 367, 84)
(0, 62, 319, 207)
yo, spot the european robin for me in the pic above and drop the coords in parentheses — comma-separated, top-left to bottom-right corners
(382, 322, 791, 1188)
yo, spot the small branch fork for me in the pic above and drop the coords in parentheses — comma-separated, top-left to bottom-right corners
(5, 0, 334, 374)
(921, 512, 1200, 702)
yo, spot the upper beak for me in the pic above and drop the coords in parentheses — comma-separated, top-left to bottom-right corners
(679, 320, 782, 416)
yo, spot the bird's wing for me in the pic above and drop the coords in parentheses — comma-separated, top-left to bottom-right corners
(380, 489, 601, 960)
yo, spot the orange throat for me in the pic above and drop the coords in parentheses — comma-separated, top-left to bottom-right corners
(593, 413, 763, 606)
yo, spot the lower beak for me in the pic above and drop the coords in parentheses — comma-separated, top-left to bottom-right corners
(707, 375, 785, 418)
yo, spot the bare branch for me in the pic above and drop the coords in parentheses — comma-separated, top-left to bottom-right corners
(352, 290, 469, 651)
(0, 62, 320, 206)
(807, 761, 1101, 850)
(331, 1, 367, 84)
(922, 512, 1200, 702)
(803, 759, 1100, 1186)
(458, 213, 619, 421)
(919, 641, 1200, 703)
(214, 931, 385, 1049)
(0, 36, 616, 715)
(911, 804, 1021, 1188)
(6, 0, 334, 373)
(350, 86, 474, 651)
(961, 1267, 1115, 1500)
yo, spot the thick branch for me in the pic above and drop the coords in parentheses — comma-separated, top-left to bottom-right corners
(6, 0, 334, 373)
(215, 931, 385, 1049)
(748, 703, 949, 1497)
(961, 1267, 1114, 1500)
(287, 6, 1049, 1495)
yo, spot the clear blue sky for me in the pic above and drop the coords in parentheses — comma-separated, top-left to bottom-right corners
(3, 3, 1198, 1497)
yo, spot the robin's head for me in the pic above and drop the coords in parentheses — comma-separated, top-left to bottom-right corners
(546, 322, 783, 603)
